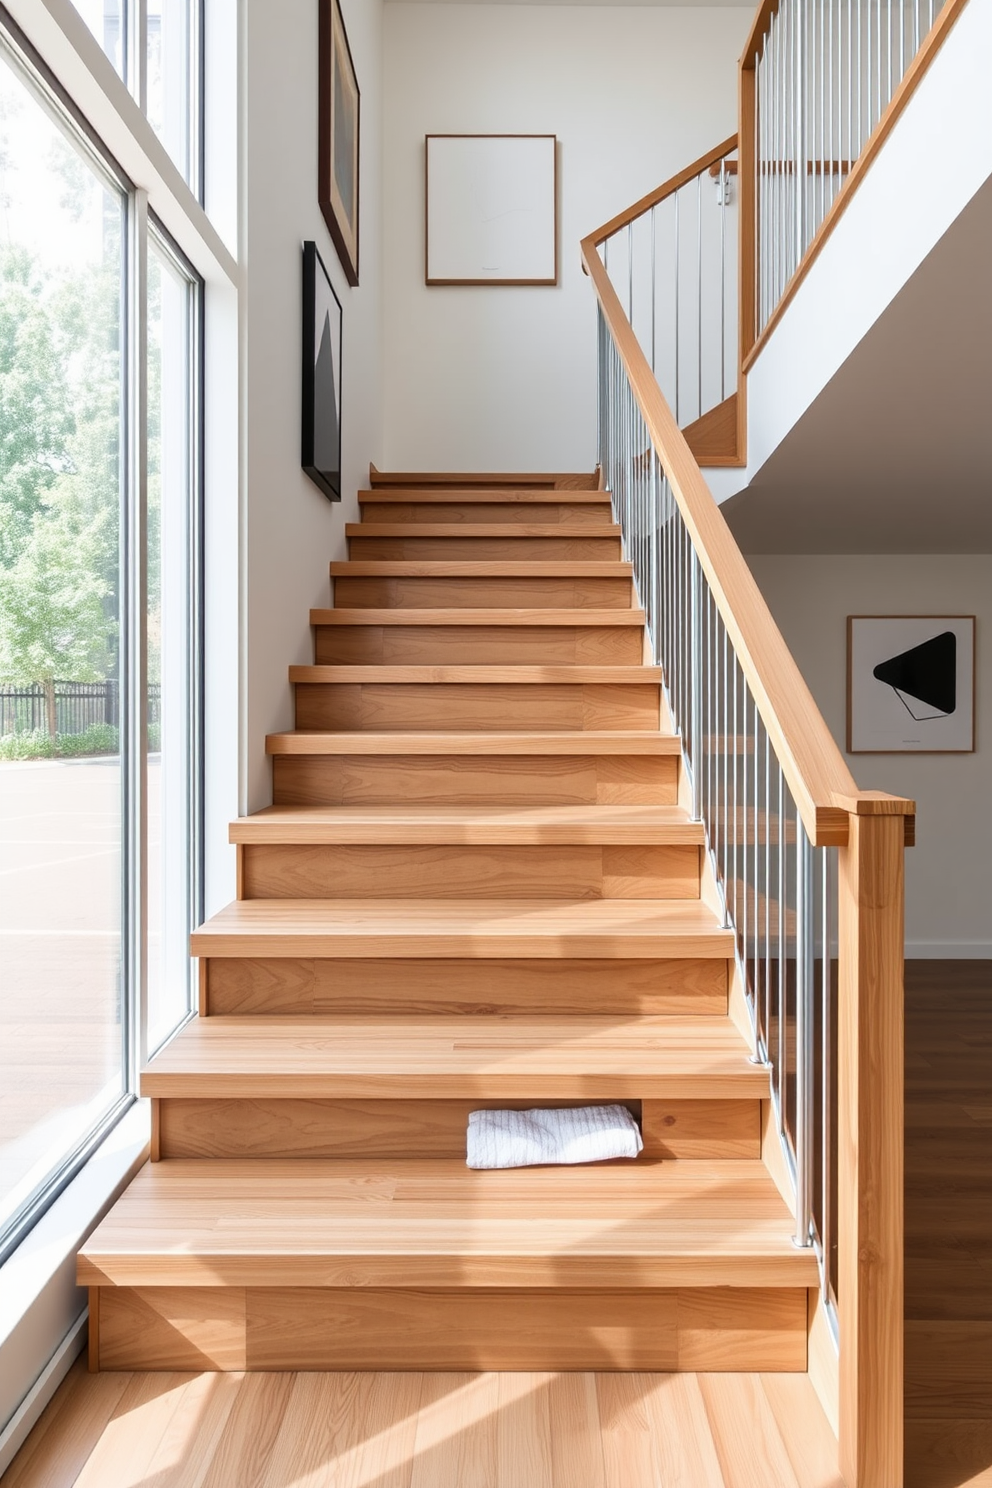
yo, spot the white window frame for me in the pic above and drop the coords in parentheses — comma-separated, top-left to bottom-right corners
(0, 0, 240, 1465)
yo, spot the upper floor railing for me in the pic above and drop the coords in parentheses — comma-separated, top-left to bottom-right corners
(740, 0, 970, 360)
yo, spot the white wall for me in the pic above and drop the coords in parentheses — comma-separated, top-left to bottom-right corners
(748, 554, 992, 958)
(244, 0, 383, 812)
(382, 2, 749, 473)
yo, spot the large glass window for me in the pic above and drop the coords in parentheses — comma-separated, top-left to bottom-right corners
(0, 43, 127, 1251)
(0, 24, 203, 1258)
(71, 0, 201, 195)
(146, 228, 200, 1054)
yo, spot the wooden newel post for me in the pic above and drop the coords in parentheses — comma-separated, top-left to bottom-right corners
(837, 798, 911, 1488)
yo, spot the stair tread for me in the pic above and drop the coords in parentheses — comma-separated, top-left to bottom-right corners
(309, 608, 646, 626)
(230, 803, 704, 845)
(266, 730, 681, 755)
(360, 489, 611, 503)
(191, 898, 734, 959)
(142, 1013, 763, 1099)
(289, 664, 661, 684)
(78, 1157, 816, 1289)
(346, 524, 620, 539)
(330, 561, 632, 577)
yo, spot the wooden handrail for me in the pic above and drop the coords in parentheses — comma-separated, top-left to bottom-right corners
(587, 135, 738, 247)
(580, 231, 913, 848)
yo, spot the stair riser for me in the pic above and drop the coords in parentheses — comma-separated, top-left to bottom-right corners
(358, 501, 614, 526)
(90, 1284, 808, 1372)
(271, 752, 679, 806)
(153, 1096, 760, 1161)
(314, 625, 645, 665)
(239, 842, 701, 901)
(348, 536, 623, 560)
(294, 683, 661, 733)
(333, 577, 634, 608)
(203, 956, 728, 1017)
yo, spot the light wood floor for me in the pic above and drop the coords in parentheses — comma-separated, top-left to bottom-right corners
(4, 1359, 844, 1488)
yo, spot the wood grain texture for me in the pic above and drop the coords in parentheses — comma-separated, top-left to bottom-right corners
(271, 752, 679, 807)
(189, 897, 735, 961)
(358, 499, 613, 525)
(332, 576, 634, 609)
(347, 532, 622, 561)
(141, 1013, 766, 1101)
(838, 813, 904, 1488)
(97, 1285, 247, 1370)
(643, 1097, 760, 1159)
(294, 682, 660, 734)
(78, 1157, 817, 1291)
(231, 802, 704, 845)
(204, 955, 728, 1018)
(266, 729, 680, 756)
(86, 1285, 808, 1373)
(4, 1358, 844, 1488)
(314, 623, 645, 666)
(239, 841, 699, 902)
(157, 1096, 646, 1161)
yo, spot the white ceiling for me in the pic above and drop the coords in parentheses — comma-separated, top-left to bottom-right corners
(723, 172, 992, 554)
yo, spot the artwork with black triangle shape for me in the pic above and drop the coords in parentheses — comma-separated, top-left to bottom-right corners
(872, 630, 956, 721)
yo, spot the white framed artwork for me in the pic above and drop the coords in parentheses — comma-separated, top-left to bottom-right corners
(425, 134, 558, 286)
(847, 615, 975, 753)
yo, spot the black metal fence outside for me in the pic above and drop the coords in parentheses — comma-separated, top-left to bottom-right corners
(0, 682, 161, 736)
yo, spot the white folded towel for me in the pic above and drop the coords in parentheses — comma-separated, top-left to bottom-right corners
(466, 1104, 644, 1170)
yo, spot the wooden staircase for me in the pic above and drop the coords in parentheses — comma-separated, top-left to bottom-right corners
(79, 473, 817, 1373)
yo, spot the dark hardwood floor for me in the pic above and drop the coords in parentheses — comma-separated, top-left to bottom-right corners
(905, 960, 992, 1488)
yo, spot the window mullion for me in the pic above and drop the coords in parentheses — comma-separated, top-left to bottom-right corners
(126, 185, 150, 1083)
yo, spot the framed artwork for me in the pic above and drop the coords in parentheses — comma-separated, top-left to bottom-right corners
(318, 0, 360, 286)
(847, 615, 975, 753)
(425, 134, 558, 286)
(302, 240, 342, 502)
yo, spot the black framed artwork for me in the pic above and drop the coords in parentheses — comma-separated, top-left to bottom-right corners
(318, 0, 360, 286)
(302, 240, 342, 502)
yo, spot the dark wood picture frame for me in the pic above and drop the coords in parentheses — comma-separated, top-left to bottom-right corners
(318, 0, 360, 286)
(302, 240, 343, 502)
(847, 614, 976, 754)
(425, 134, 559, 286)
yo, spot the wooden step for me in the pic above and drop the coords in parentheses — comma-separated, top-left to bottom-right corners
(231, 803, 704, 844)
(346, 526, 622, 560)
(311, 608, 645, 626)
(190, 898, 734, 960)
(358, 499, 614, 526)
(239, 841, 699, 901)
(290, 667, 662, 734)
(315, 616, 645, 665)
(266, 731, 681, 756)
(203, 955, 729, 1018)
(289, 665, 661, 684)
(142, 1014, 765, 1102)
(79, 1156, 817, 1292)
(234, 806, 702, 902)
(154, 1095, 760, 1162)
(331, 561, 633, 609)
(267, 731, 682, 806)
